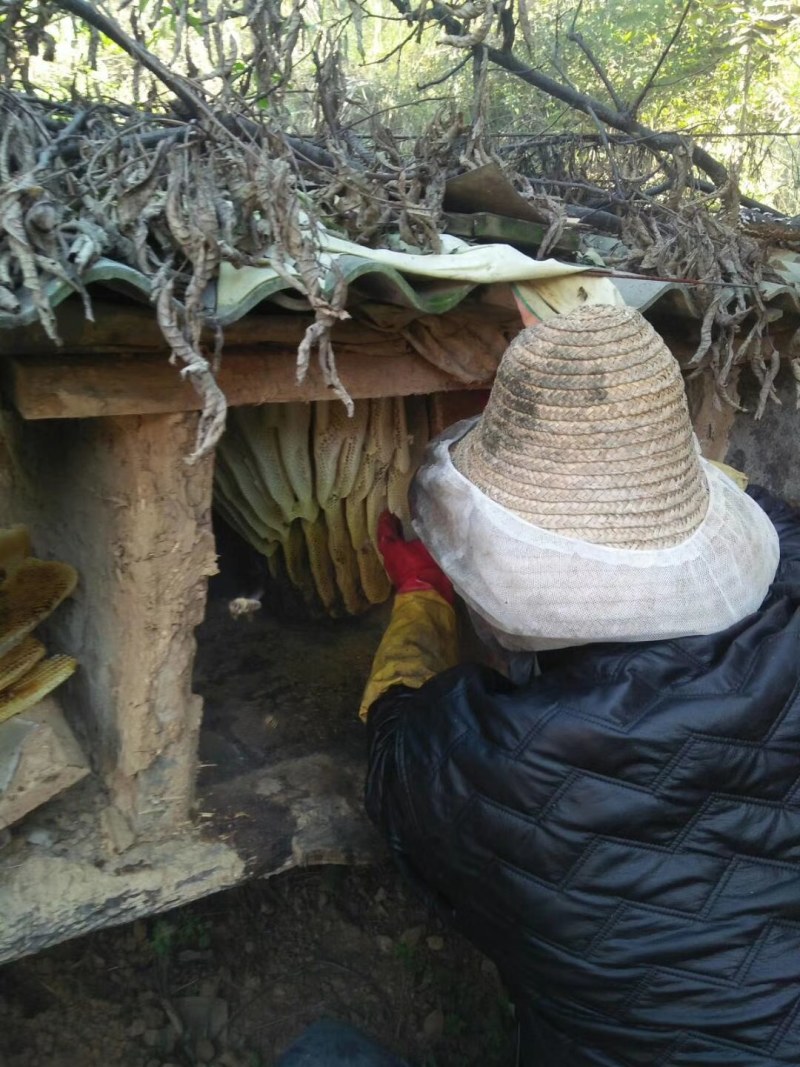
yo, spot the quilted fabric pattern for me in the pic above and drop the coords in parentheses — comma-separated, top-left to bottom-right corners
(366, 488, 800, 1066)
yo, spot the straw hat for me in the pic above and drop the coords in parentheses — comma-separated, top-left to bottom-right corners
(451, 304, 709, 550)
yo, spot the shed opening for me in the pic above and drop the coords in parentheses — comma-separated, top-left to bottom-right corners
(192, 391, 485, 870)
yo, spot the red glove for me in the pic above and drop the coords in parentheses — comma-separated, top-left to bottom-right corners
(377, 511, 455, 605)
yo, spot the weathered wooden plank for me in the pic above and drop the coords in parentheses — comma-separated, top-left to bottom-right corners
(443, 211, 580, 253)
(0, 296, 519, 358)
(427, 389, 490, 437)
(0, 299, 395, 356)
(0, 779, 246, 964)
(0, 745, 382, 964)
(1, 346, 493, 420)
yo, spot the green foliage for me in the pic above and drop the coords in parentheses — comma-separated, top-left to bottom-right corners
(5, 0, 800, 207)
(148, 913, 212, 961)
(392, 937, 423, 973)
(149, 918, 175, 961)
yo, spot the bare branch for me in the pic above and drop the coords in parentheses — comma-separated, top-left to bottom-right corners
(585, 104, 624, 195)
(416, 53, 472, 91)
(362, 23, 419, 64)
(628, 0, 694, 119)
(49, 0, 215, 124)
(385, 0, 729, 187)
(567, 29, 625, 113)
(516, 0, 536, 56)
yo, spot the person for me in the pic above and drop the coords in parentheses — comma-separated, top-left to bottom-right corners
(359, 304, 800, 1066)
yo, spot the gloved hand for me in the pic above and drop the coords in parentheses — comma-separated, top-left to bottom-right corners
(377, 512, 454, 605)
(360, 516, 459, 719)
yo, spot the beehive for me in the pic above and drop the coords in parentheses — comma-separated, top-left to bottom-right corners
(0, 274, 774, 964)
(0, 295, 501, 963)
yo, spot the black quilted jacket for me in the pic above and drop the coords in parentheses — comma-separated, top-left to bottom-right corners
(365, 487, 800, 1067)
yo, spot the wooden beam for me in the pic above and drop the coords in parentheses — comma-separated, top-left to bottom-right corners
(428, 389, 491, 436)
(0, 745, 381, 964)
(0, 296, 519, 358)
(2, 345, 493, 420)
(0, 300, 395, 356)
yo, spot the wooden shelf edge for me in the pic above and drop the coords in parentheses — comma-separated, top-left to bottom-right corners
(1, 348, 492, 420)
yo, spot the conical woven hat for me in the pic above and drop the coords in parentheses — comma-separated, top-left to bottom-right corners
(451, 305, 709, 549)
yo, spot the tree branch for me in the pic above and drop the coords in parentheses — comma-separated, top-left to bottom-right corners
(480, 43, 728, 184)
(49, 0, 215, 124)
(416, 52, 472, 90)
(567, 30, 625, 112)
(585, 104, 624, 194)
(385, 0, 729, 187)
(628, 0, 694, 119)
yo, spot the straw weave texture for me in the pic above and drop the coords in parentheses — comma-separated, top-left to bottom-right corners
(451, 305, 709, 549)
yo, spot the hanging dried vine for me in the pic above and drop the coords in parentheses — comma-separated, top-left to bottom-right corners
(0, 0, 795, 441)
(0, 2, 463, 459)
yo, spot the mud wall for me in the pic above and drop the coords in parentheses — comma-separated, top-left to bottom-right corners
(0, 409, 216, 836)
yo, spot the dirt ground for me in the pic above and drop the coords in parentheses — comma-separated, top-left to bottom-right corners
(1, 530, 516, 1067)
(0, 861, 517, 1067)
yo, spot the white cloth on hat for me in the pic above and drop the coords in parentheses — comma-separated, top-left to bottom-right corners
(411, 419, 780, 651)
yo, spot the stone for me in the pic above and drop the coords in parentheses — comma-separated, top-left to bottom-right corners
(0, 696, 89, 831)
(426, 936, 444, 951)
(174, 995, 228, 1045)
(143, 1029, 162, 1049)
(195, 1037, 215, 1062)
(422, 1009, 444, 1041)
(101, 804, 136, 854)
(400, 926, 423, 948)
(25, 828, 55, 847)
(217, 1054, 247, 1067)
(142, 1006, 166, 1028)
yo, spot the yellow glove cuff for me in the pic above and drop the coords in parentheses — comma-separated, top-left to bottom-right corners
(359, 589, 458, 721)
(709, 460, 748, 491)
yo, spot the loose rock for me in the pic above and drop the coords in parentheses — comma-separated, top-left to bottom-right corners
(196, 1036, 215, 1062)
(423, 1008, 444, 1041)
